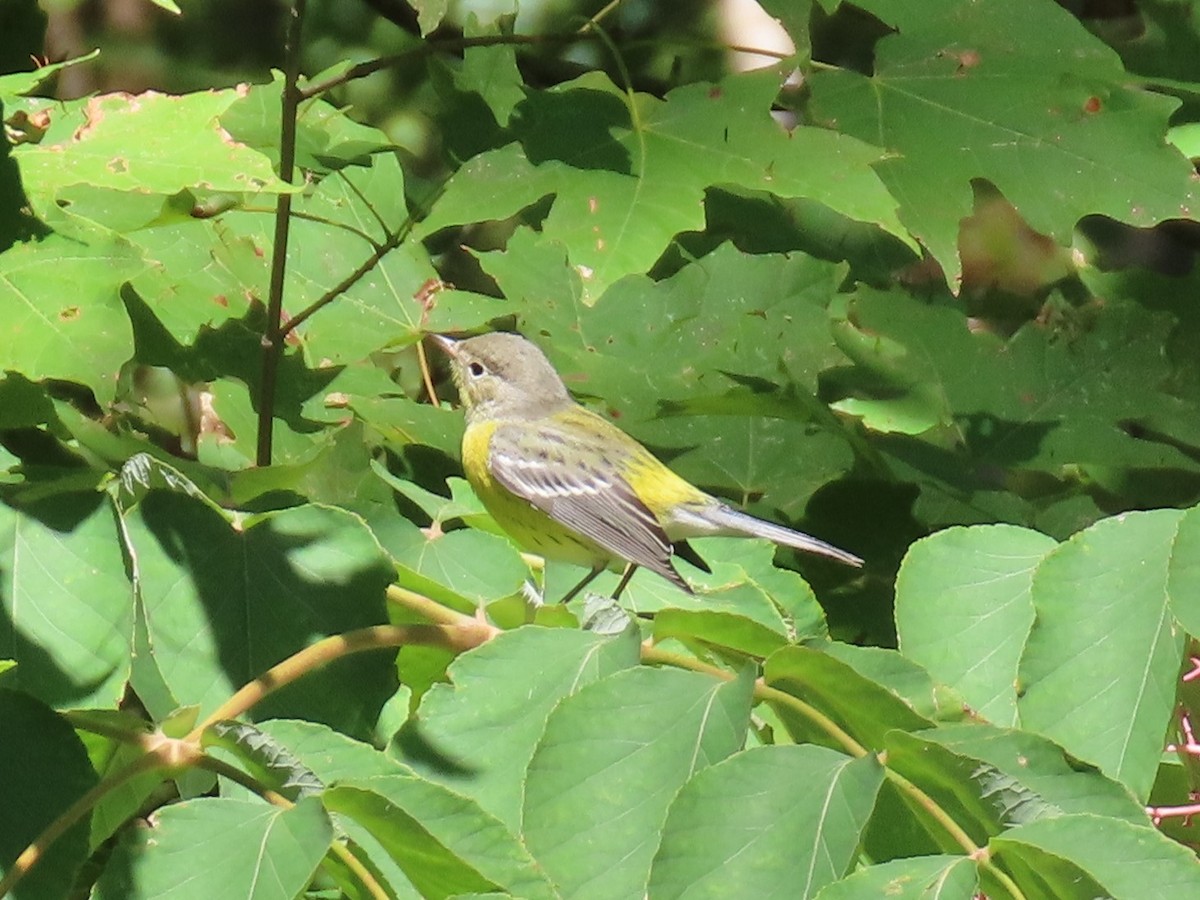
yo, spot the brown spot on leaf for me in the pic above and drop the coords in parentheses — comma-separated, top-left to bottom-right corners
(59, 306, 80, 321)
(1083, 96, 1101, 114)
(107, 157, 128, 174)
(414, 278, 449, 308)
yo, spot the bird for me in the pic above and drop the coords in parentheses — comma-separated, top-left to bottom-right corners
(431, 332, 862, 602)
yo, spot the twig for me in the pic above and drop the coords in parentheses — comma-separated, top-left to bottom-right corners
(256, 0, 307, 466)
(186, 623, 482, 741)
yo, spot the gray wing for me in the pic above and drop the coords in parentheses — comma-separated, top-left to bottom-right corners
(489, 422, 691, 593)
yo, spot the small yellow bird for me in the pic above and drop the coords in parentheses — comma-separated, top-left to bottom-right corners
(432, 332, 862, 601)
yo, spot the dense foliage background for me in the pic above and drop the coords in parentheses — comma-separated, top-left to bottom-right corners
(3, 0, 1200, 897)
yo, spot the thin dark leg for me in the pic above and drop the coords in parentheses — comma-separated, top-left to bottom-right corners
(560, 565, 605, 604)
(611, 564, 639, 599)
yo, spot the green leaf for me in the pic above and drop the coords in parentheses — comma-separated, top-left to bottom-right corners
(397, 626, 641, 829)
(575, 536, 830, 636)
(96, 797, 333, 900)
(896, 525, 1057, 724)
(389, 520, 530, 609)
(652, 608, 791, 658)
(765, 644, 934, 749)
(0, 493, 132, 708)
(451, 15, 524, 126)
(1168, 504, 1200, 635)
(0, 235, 141, 404)
(14, 88, 295, 209)
(81, 717, 171, 852)
(1018, 508, 1186, 800)
(202, 721, 326, 801)
(649, 746, 884, 898)
(918, 722, 1147, 824)
(125, 218, 270, 345)
(0, 50, 98, 98)
(221, 72, 396, 174)
(124, 494, 397, 737)
(821, 642, 949, 722)
(0, 690, 98, 899)
(325, 775, 558, 900)
(480, 237, 858, 514)
(810, 0, 1198, 280)
(424, 68, 908, 301)
(813, 854, 979, 899)
(252, 719, 414, 782)
(219, 152, 509, 364)
(991, 813, 1200, 899)
(523, 666, 754, 898)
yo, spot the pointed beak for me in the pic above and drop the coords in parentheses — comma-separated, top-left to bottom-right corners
(428, 334, 458, 357)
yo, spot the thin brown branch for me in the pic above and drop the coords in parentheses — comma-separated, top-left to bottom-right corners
(238, 205, 384, 250)
(278, 228, 402, 336)
(186, 623, 485, 742)
(256, 0, 307, 466)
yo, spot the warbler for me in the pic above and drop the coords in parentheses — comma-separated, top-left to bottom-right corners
(431, 332, 862, 601)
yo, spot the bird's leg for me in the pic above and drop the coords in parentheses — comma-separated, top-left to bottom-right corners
(559, 565, 605, 604)
(611, 564, 639, 599)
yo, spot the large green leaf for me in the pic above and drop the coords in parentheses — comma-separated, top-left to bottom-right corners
(810, 0, 1198, 280)
(96, 797, 332, 900)
(423, 67, 908, 302)
(896, 525, 1057, 724)
(0, 235, 142, 404)
(124, 493, 397, 737)
(1018, 509, 1186, 800)
(765, 644, 934, 750)
(325, 774, 558, 900)
(13, 88, 294, 215)
(813, 855, 979, 899)
(991, 813, 1200, 898)
(917, 722, 1146, 823)
(397, 626, 641, 829)
(649, 746, 883, 899)
(0, 493, 132, 708)
(523, 666, 754, 898)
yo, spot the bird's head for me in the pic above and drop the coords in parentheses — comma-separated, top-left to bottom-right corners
(430, 332, 572, 421)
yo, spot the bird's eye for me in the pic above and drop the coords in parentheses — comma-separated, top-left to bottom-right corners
(467, 361, 486, 377)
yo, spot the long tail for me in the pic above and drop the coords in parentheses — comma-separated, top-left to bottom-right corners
(695, 503, 863, 567)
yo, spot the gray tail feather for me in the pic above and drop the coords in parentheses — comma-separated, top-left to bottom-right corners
(704, 504, 863, 568)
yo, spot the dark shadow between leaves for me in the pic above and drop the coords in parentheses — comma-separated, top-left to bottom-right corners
(134, 490, 397, 741)
(121, 285, 343, 437)
(513, 86, 633, 172)
(390, 717, 478, 779)
(0, 492, 124, 707)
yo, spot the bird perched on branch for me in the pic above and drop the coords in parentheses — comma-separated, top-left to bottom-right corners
(432, 332, 862, 601)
